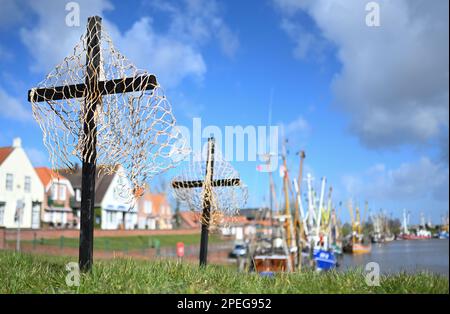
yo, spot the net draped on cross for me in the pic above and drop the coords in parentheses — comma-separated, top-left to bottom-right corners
(172, 148, 248, 228)
(29, 19, 187, 203)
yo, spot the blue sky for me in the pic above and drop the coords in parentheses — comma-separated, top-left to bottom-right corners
(0, 0, 448, 224)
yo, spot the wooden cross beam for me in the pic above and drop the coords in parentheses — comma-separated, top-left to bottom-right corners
(28, 75, 157, 102)
(172, 138, 240, 267)
(27, 16, 157, 272)
(171, 179, 240, 189)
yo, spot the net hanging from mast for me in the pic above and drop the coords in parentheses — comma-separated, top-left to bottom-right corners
(29, 21, 187, 203)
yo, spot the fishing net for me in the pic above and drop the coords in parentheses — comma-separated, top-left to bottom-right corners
(171, 142, 248, 228)
(29, 17, 188, 203)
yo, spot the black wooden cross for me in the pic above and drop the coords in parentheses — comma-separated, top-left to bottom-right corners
(172, 138, 241, 267)
(28, 16, 157, 272)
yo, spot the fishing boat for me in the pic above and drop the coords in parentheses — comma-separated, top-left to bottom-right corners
(399, 210, 432, 240)
(313, 248, 337, 271)
(344, 201, 372, 255)
(370, 210, 395, 243)
(370, 211, 384, 243)
(371, 233, 384, 244)
(252, 146, 340, 273)
(253, 254, 290, 273)
(251, 220, 295, 274)
(343, 233, 372, 254)
(250, 151, 293, 274)
(305, 177, 339, 270)
(384, 234, 395, 242)
(345, 242, 372, 254)
(401, 233, 432, 240)
(439, 213, 449, 239)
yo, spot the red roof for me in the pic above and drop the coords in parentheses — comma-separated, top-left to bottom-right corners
(221, 215, 249, 224)
(35, 167, 67, 187)
(179, 211, 201, 228)
(141, 192, 170, 216)
(0, 147, 14, 166)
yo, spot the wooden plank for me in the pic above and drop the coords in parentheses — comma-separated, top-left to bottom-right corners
(79, 15, 101, 272)
(102, 75, 157, 95)
(28, 75, 157, 102)
(199, 138, 215, 267)
(172, 178, 241, 189)
(28, 83, 85, 102)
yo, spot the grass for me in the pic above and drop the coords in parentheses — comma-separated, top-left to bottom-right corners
(16, 234, 226, 250)
(0, 251, 448, 294)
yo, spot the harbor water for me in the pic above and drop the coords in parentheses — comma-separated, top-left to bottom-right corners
(339, 239, 449, 277)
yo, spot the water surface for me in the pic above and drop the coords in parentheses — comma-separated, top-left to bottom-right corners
(339, 239, 449, 277)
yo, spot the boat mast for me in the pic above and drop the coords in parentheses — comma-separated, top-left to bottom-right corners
(402, 209, 409, 234)
(281, 138, 294, 254)
(307, 173, 314, 233)
(293, 150, 306, 270)
(348, 200, 356, 245)
(317, 177, 327, 238)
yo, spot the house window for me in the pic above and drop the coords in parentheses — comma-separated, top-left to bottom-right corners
(5, 173, 13, 191)
(76, 189, 81, 202)
(51, 184, 58, 200)
(59, 185, 66, 200)
(14, 200, 25, 224)
(144, 201, 153, 214)
(106, 211, 115, 225)
(24, 176, 31, 193)
(0, 202, 5, 225)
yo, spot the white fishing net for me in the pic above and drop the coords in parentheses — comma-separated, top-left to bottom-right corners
(171, 140, 248, 228)
(29, 17, 187, 202)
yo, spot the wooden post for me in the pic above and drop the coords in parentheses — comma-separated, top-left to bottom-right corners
(171, 137, 240, 267)
(28, 14, 161, 271)
(79, 16, 101, 272)
(0, 227, 5, 250)
(296, 151, 305, 270)
(199, 138, 215, 267)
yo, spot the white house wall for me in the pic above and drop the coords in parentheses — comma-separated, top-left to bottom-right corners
(100, 167, 137, 230)
(0, 146, 44, 229)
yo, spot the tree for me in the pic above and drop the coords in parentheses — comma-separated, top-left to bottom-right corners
(341, 223, 352, 237)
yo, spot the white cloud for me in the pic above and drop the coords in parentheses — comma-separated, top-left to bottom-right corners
(151, 0, 240, 58)
(274, 0, 449, 150)
(19, 0, 236, 88)
(284, 115, 310, 135)
(0, 87, 31, 122)
(20, 0, 112, 74)
(279, 17, 328, 61)
(109, 17, 206, 87)
(342, 157, 449, 202)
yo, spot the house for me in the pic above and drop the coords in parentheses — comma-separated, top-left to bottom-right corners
(136, 188, 173, 230)
(59, 165, 138, 230)
(0, 138, 44, 229)
(179, 211, 201, 229)
(35, 167, 77, 228)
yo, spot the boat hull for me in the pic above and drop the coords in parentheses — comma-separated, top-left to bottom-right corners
(253, 255, 289, 273)
(401, 234, 432, 240)
(313, 249, 337, 271)
(344, 243, 372, 255)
